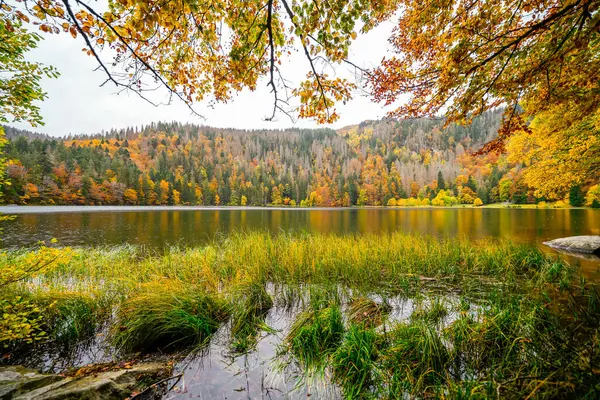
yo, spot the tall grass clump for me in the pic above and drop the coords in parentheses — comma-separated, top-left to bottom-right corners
(112, 281, 229, 352)
(332, 325, 379, 398)
(411, 297, 449, 324)
(347, 297, 391, 328)
(229, 280, 273, 352)
(286, 304, 344, 371)
(36, 291, 103, 344)
(380, 321, 449, 396)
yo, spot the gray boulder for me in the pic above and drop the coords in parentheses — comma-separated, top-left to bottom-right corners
(543, 236, 600, 256)
(1, 363, 170, 400)
(0, 366, 63, 399)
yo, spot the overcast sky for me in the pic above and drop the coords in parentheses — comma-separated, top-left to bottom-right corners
(11, 20, 397, 137)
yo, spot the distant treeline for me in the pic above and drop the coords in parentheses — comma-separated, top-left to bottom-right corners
(3, 109, 580, 207)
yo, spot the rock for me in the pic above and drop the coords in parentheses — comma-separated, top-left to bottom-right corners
(543, 235, 600, 256)
(0, 366, 63, 398)
(1, 362, 170, 400)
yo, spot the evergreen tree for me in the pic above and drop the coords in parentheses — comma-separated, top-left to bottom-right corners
(476, 187, 489, 204)
(467, 175, 477, 192)
(437, 171, 445, 190)
(569, 185, 585, 207)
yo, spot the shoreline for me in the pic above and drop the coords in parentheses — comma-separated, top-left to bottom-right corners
(0, 203, 594, 214)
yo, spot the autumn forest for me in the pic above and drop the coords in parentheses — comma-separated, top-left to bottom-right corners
(3, 108, 599, 208)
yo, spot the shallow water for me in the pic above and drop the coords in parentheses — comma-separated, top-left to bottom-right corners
(1, 206, 599, 276)
(12, 287, 472, 399)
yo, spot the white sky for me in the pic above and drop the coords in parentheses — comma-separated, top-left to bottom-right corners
(11, 20, 397, 137)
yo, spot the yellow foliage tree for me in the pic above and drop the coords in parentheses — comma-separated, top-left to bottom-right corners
(506, 105, 600, 200)
(172, 189, 181, 205)
(2, 0, 398, 124)
(123, 188, 138, 204)
(586, 185, 600, 206)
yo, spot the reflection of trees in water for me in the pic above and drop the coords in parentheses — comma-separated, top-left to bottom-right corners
(6, 209, 600, 257)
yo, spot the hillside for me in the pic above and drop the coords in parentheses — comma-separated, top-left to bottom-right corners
(1, 110, 516, 206)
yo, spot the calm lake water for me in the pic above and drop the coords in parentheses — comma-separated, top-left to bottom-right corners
(2, 205, 599, 275)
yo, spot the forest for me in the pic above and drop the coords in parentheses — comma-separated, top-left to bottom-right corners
(3, 109, 598, 207)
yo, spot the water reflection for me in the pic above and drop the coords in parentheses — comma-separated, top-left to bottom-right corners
(2, 207, 599, 275)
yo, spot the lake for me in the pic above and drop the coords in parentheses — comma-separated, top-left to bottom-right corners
(1, 205, 599, 275)
(3, 205, 600, 399)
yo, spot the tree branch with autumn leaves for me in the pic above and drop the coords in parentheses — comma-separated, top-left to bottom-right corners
(1, 0, 395, 124)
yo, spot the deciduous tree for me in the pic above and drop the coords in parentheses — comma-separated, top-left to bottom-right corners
(2, 0, 397, 124)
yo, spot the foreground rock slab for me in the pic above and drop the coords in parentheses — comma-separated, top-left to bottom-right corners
(0, 363, 170, 400)
(543, 235, 600, 256)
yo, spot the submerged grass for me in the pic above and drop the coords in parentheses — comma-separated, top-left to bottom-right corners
(347, 297, 391, 328)
(1, 231, 599, 398)
(229, 280, 273, 352)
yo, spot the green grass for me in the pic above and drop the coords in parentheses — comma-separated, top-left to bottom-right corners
(111, 282, 229, 352)
(381, 321, 449, 396)
(286, 304, 345, 372)
(229, 280, 273, 352)
(13, 231, 569, 295)
(332, 325, 379, 398)
(0, 231, 599, 398)
(411, 296, 449, 323)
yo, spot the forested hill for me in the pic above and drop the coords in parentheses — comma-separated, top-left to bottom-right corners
(2, 109, 513, 206)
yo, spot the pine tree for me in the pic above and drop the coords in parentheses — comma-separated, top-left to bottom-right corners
(437, 171, 445, 191)
(569, 185, 585, 207)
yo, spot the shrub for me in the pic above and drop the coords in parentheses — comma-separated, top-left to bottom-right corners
(407, 198, 420, 206)
(586, 184, 600, 206)
(0, 296, 46, 348)
(553, 200, 567, 208)
(473, 198, 483, 206)
(0, 244, 73, 349)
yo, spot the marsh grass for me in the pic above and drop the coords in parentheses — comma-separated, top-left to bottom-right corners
(286, 304, 345, 372)
(332, 325, 379, 398)
(1, 231, 599, 398)
(229, 280, 273, 352)
(347, 297, 392, 328)
(411, 296, 449, 323)
(40, 291, 102, 344)
(380, 321, 449, 396)
(111, 282, 229, 352)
